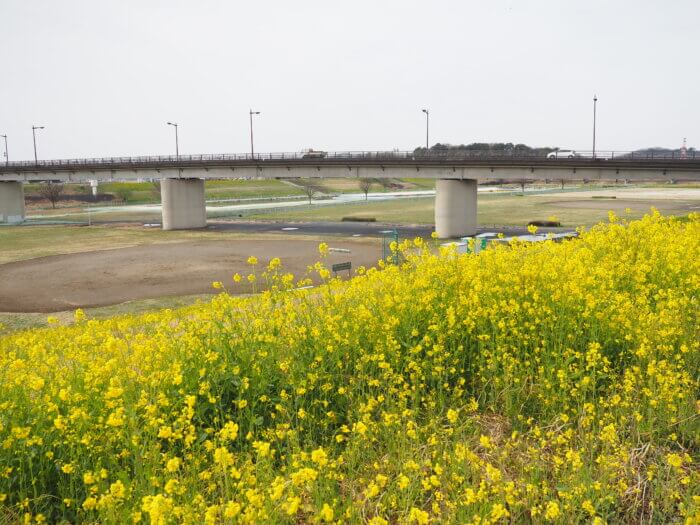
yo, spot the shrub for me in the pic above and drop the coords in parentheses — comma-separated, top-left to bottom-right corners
(528, 220, 562, 227)
(341, 217, 377, 222)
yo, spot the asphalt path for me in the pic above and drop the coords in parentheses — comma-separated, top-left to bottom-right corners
(207, 220, 571, 238)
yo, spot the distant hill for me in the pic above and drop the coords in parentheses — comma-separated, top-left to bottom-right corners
(414, 143, 697, 158)
(612, 146, 697, 160)
(631, 146, 696, 155)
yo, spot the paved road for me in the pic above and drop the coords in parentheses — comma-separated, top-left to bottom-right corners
(207, 219, 570, 238)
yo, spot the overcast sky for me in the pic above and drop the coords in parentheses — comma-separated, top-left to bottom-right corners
(1, 0, 698, 160)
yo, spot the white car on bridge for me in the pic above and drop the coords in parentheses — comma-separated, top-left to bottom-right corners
(547, 150, 580, 159)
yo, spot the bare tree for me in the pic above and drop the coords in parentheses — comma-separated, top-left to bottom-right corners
(358, 178, 376, 200)
(295, 179, 322, 204)
(39, 182, 64, 209)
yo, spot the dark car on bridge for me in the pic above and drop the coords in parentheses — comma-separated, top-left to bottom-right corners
(301, 149, 327, 159)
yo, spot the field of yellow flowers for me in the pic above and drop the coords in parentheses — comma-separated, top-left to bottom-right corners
(1, 212, 698, 524)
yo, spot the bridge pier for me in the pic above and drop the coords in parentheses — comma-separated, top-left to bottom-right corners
(435, 179, 477, 238)
(161, 178, 206, 230)
(0, 182, 25, 224)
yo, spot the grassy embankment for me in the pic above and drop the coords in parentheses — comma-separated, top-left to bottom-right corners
(246, 187, 700, 227)
(25, 178, 435, 208)
(26, 179, 698, 227)
(23, 178, 434, 223)
(24, 180, 305, 206)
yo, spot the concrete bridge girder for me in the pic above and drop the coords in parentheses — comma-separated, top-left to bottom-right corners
(0, 165, 695, 183)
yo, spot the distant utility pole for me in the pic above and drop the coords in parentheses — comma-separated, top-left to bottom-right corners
(421, 108, 429, 150)
(166, 122, 179, 160)
(32, 125, 44, 165)
(592, 95, 598, 159)
(1, 134, 7, 166)
(249, 109, 260, 157)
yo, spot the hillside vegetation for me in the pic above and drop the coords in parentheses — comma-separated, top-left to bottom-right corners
(0, 213, 698, 524)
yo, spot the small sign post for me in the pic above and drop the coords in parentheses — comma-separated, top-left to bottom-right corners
(381, 228, 400, 264)
(332, 261, 352, 277)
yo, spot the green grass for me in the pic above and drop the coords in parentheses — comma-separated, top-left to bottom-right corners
(26, 180, 307, 206)
(24, 182, 93, 197)
(30, 178, 435, 206)
(203, 179, 304, 200)
(314, 178, 435, 194)
(99, 182, 159, 203)
(23, 178, 436, 222)
(245, 190, 700, 227)
(21, 183, 700, 230)
(244, 197, 435, 223)
(97, 180, 305, 203)
(399, 177, 436, 190)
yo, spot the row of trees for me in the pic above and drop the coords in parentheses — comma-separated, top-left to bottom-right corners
(415, 142, 557, 156)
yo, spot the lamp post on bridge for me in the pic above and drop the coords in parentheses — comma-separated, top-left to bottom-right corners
(249, 109, 260, 158)
(421, 108, 429, 151)
(592, 95, 598, 159)
(166, 122, 179, 161)
(1, 134, 7, 166)
(32, 126, 44, 165)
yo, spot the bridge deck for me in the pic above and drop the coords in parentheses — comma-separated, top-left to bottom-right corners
(2, 150, 700, 174)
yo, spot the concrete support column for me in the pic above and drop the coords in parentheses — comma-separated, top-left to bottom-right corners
(161, 178, 206, 230)
(435, 178, 477, 238)
(0, 182, 26, 224)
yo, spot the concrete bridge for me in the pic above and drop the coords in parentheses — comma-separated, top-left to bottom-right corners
(1, 150, 699, 237)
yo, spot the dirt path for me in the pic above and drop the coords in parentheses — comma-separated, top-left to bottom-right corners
(0, 239, 381, 312)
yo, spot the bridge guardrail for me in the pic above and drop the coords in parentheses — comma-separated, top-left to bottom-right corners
(1, 149, 697, 170)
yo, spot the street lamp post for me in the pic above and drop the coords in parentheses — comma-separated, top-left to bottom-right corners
(166, 122, 179, 160)
(249, 109, 260, 157)
(592, 95, 598, 159)
(1, 134, 7, 166)
(32, 125, 44, 165)
(421, 109, 429, 151)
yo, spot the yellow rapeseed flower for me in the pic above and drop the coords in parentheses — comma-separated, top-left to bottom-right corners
(544, 501, 560, 521)
(311, 447, 328, 467)
(165, 457, 181, 473)
(408, 507, 430, 524)
(318, 503, 334, 522)
(446, 409, 458, 424)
